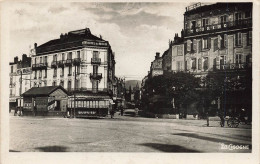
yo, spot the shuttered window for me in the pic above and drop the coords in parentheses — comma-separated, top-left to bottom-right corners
(187, 40, 191, 52)
(214, 38, 218, 51)
(193, 39, 197, 52)
(224, 34, 228, 48)
(198, 58, 202, 70)
(235, 33, 242, 46)
(198, 39, 202, 52)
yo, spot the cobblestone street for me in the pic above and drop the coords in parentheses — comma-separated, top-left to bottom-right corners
(9, 113, 252, 152)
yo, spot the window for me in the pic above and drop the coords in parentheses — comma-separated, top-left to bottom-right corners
(45, 69, 47, 78)
(193, 39, 197, 52)
(191, 59, 196, 70)
(202, 18, 209, 28)
(68, 81, 71, 91)
(53, 54, 57, 61)
(187, 40, 191, 52)
(44, 56, 47, 63)
(191, 20, 196, 29)
(34, 71, 37, 79)
(203, 57, 208, 70)
(68, 66, 72, 75)
(214, 38, 218, 51)
(93, 65, 98, 74)
(62, 53, 65, 60)
(198, 58, 202, 70)
(68, 52, 72, 59)
(53, 68, 57, 77)
(220, 15, 227, 24)
(177, 61, 183, 71)
(177, 45, 183, 56)
(39, 70, 42, 78)
(77, 66, 80, 75)
(11, 66, 13, 73)
(60, 67, 64, 77)
(40, 57, 42, 63)
(53, 81, 56, 86)
(75, 79, 79, 90)
(60, 81, 64, 87)
(202, 38, 209, 49)
(77, 51, 80, 58)
(235, 54, 242, 65)
(92, 80, 98, 93)
(93, 51, 99, 59)
(220, 56, 226, 65)
(235, 32, 242, 46)
(235, 12, 242, 25)
(224, 34, 228, 48)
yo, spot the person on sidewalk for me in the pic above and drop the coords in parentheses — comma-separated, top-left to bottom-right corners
(120, 106, 124, 116)
(206, 111, 209, 127)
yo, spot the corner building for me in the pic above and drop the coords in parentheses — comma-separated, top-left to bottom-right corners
(183, 3, 252, 75)
(31, 28, 116, 117)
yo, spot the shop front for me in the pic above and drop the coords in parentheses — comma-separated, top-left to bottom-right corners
(22, 86, 68, 116)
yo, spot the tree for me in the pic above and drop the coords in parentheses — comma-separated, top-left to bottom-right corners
(141, 72, 201, 116)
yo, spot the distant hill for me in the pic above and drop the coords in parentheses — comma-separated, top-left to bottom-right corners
(125, 80, 141, 90)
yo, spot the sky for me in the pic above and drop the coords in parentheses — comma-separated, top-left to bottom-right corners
(7, 2, 192, 80)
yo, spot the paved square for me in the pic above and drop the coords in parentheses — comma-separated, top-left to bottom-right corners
(9, 114, 252, 152)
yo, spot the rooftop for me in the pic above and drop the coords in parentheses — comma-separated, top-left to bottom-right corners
(23, 86, 68, 96)
(36, 28, 109, 55)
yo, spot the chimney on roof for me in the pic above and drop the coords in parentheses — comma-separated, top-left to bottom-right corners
(181, 29, 184, 39)
(22, 54, 27, 61)
(14, 56, 18, 64)
(34, 43, 37, 49)
(100, 35, 102, 39)
(155, 52, 160, 59)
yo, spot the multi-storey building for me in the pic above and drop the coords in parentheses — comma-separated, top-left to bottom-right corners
(150, 52, 163, 77)
(9, 54, 32, 111)
(183, 3, 252, 75)
(162, 33, 185, 72)
(30, 28, 116, 117)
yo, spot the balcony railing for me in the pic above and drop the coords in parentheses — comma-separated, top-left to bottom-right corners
(68, 73, 72, 76)
(91, 58, 101, 65)
(65, 59, 73, 66)
(90, 73, 102, 80)
(51, 61, 58, 68)
(213, 62, 252, 71)
(185, 18, 252, 36)
(32, 62, 48, 70)
(58, 60, 65, 67)
(73, 58, 81, 66)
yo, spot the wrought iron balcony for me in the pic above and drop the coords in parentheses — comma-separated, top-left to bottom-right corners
(91, 58, 101, 65)
(32, 62, 48, 70)
(73, 58, 81, 66)
(51, 61, 58, 68)
(90, 73, 102, 80)
(185, 18, 252, 37)
(58, 60, 65, 67)
(65, 59, 73, 66)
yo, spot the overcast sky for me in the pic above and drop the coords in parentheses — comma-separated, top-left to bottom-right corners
(7, 2, 192, 80)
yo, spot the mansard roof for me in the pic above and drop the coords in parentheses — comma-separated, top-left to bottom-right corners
(36, 28, 109, 56)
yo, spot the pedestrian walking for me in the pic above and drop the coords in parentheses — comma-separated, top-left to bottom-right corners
(120, 106, 124, 116)
(206, 111, 209, 127)
(218, 110, 225, 127)
(110, 110, 115, 118)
